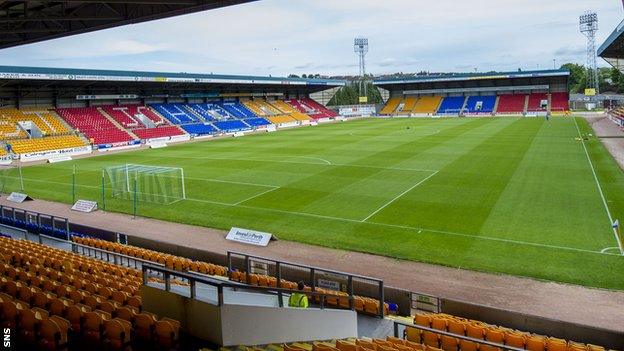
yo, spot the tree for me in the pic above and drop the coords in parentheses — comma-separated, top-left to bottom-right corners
(611, 67, 621, 87)
(327, 81, 383, 106)
(560, 63, 587, 93)
(288, 74, 300, 78)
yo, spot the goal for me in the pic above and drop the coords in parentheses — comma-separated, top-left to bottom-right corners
(105, 164, 186, 205)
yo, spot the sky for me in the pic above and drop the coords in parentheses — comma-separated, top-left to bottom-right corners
(0, 0, 622, 77)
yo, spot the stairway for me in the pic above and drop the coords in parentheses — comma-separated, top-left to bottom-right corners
(97, 107, 138, 139)
(460, 96, 469, 115)
(492, 96, 500, 115)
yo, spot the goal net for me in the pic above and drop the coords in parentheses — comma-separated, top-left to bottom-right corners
(105, 164, 186, 205)
(0, 166, 24, 194)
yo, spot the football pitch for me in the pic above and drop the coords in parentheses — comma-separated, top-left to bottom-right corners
(6, 117, 624, 290)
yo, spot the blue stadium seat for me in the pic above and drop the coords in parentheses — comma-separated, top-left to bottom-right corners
(188, 103, 233, 121)
(244, 118, 272, 127)
(213, 120, 250, 132)
(150, 104, 200, 124)
(464, 95, 496, 114)
(437, 96, 466, 114)
(181, 123, 217, 135)
(218, 102, 257, 119)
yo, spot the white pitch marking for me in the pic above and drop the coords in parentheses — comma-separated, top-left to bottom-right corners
(572, 117, 623, 255)
(184, 196, 617, 256)
(140, 154, 438, 173)
(6, 176, 615, 257)
(600, 247, 619, 254)
(184, 176, 277, 188)
(232, 186, 280, 206)
(361, 171, 439, 222)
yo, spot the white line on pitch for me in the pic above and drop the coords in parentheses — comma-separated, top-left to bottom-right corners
(11, 175, 617, 257)
(184, 176, 277, 188)
(184, 196, 617, 256)
(361, 171, 439, 222)
(232, 187, 280, 206)
(141, 154, 438, 173)
(572, 117, 623, 255)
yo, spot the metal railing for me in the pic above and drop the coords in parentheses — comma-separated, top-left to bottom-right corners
(393, 320, 526, 351)
(0, 204, 70, 239)
(410, 292, 440, 313)
(227, 250, 385, 317)
(39, 233, 156, 271)
(142, 263, 358, 311)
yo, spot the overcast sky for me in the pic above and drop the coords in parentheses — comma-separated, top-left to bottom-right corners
(0, 0, 621, 77)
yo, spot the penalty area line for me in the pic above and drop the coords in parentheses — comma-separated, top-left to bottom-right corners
(361, 170, 439, 222)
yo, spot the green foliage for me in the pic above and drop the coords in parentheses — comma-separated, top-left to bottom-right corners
(561, 63, 587, 93)
(11, 117, 624, 290)
(561, 62, 624, 93)
(327, 81, 383, 106)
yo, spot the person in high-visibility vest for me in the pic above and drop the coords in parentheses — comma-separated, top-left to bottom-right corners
(288, 281, 309, 308)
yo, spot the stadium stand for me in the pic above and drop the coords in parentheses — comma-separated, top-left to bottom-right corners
(270, 100, 312, 121)
(245, 117, 272, 127)
(219, 102, 257, 119)
(17, 108, 70, 135)
(412, 96, 443, 114)
(73, 236, 389, 317)
(550, 92, 570, 113)
(132, 125, 186, 140)
(150, 104, 201, 125)
(400, 96, 418, 113)
(188, 103, 232, 121)
(406, 312, 608, 351)
(296, 98, 338, 119)
(100, 105, 142, 128)
(0, 236, 180, 350)
(213, 119, 250, 132)
(271, 100, 298, 114)
(268, 116, 297, 124)
(180, 123, 218, 136)
(56, 107, 135, 145)
(527, 93, 549, 112)
(243, 100, 282, 116)
(380, 97, 402, 115)
(496, 94, 527, 114)
(437, 96, 466, 114)
(463, 95, 496, 114)
(7, 135, 86, 154)
(0, 108, 71, 138)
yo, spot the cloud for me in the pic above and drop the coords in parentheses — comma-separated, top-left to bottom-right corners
(0, 0, 621, 76)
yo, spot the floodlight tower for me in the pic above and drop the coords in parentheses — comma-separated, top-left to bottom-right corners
(579, 11, 599, 94)
(354, 37, 369, 101)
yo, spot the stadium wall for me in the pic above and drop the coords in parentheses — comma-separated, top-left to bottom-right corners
(80, 224, 622, 346)
(440, 300, 623, 349)
(142, 284, 358, 346)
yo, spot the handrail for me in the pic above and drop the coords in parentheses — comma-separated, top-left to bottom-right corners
(39, 233, 156, 270)
(142, 263, 356, 310)
(392, 320, 526, 351)
(228, 250, 382, 282)
(227, 250, 384, 317)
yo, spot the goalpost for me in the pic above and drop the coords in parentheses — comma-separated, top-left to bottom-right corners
(0, 166, 24, 194)
(104, 164, 186, 205)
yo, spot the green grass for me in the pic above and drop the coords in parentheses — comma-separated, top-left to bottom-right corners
(6, 117, 624, 290)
